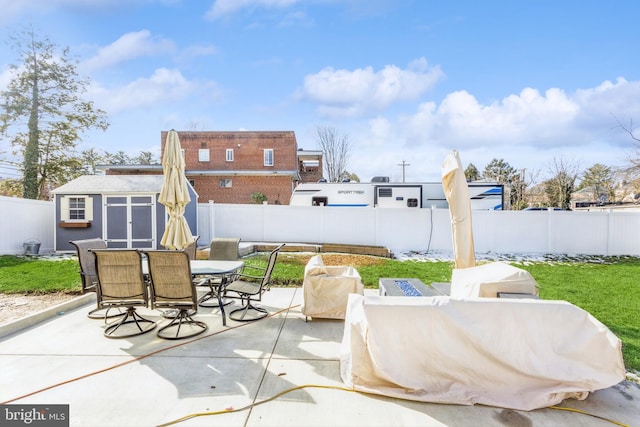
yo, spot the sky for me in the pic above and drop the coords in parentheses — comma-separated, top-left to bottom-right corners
(1, 0, 640, 183)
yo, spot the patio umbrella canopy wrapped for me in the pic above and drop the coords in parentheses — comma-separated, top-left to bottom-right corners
(441, 150, 475, 269)
(159, 130, 195, 250)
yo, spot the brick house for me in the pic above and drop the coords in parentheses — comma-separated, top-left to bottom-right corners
(104, 131, 323, 205)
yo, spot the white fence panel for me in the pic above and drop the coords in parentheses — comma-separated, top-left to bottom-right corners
(0, 196, 54, 254)
(196, 203, 640, 257)
(320, 207, 377, 246)
(549, 212, 607, 255)
(263, 205, 325, 243)
(607, 212, 640, 255)
(0, 200, 624, 257)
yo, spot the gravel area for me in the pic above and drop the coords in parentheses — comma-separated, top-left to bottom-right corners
(0, 292, 79, 325)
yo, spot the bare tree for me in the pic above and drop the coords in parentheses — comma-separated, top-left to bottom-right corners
(314, 125, 351, 182)
(613, 117, 640, 189)
(544, 157, 581, 209)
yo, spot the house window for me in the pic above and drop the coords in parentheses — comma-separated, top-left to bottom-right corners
(220, 179, 232, 188)
(264, 149, 274, 166)
(226, 149, 234, 162)
(198, 149, 210, 162)
(60, 195, 93, 221)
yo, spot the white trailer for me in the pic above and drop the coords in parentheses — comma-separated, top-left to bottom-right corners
(290, 181, 503, 210)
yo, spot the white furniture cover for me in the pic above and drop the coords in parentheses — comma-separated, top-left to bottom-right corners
(340, 294, 625, 411)
(451, 261, 539, 298)
(301, 255, 364, 320)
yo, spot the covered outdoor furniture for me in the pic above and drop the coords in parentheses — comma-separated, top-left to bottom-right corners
(70, 238, 123, 319)
(340, 294, 625, 411)
(91, 249, 156, 338)
(301, 254, 364, 320)
(198, 237, 241, 307)
(222, 243, 284, 323)
(450, 261, 539, 298)
(144, 250, 207, 340)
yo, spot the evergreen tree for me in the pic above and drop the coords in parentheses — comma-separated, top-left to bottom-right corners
(0, 27, 109, 199)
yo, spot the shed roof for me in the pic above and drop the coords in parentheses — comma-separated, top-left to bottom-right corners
(52, 175, 167, 194)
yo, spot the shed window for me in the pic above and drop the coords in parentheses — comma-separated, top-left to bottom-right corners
(264, 149, 274, 166)
(60, 195, 93, 221)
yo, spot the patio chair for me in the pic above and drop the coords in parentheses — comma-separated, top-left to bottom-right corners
(91, 249, 156, 338)
(222, 243, 284, 322)
(69, 238, 123, 320)
(182, 235, 199, 261)
(198, 237, 241, 307)
(144, 250, 208, 340)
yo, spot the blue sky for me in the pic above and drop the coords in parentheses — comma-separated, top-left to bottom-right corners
(1, 0, 640, 182)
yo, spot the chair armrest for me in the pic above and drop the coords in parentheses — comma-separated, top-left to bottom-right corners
(233, 273, 264, 281)
(243, 264, 266, 272)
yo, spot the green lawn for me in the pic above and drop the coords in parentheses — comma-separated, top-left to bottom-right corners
(1, 253, 638, 372)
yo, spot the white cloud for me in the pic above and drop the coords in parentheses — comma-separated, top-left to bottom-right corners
(298, 57, 444, 118)
(80, 30, 175, 73)
(206, 0, 301, 20)
(88, 68, 219, 114)
(348, 78, 640, 182)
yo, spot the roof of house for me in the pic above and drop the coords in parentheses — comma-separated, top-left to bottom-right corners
(52, 175, 181, 194)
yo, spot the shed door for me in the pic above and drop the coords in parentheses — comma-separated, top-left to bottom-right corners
(104, 195, 156, 248)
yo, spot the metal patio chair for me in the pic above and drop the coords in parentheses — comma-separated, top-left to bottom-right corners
(91, 249, 156, 338)
(182, 235, 199, 261)
(222, 243, 284, 322)
(144, 250, 208, 340)
(198, 237, 241, 307)
(69, 238, 123, 319)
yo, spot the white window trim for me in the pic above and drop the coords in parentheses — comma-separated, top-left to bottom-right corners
(60, 195, 93, 221)
(226, 148, 234, 162)
(264, 149, 274, 166)
(198, 149, 210, 162)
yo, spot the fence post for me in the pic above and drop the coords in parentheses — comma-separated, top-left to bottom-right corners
(208, 200, 215, 242)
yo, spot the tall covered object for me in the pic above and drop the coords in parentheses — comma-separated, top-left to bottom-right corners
(159, 130, 195, 250)
(441, 150, 475, 269)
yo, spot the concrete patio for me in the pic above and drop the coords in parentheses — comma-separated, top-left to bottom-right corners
(1, 288, 638, 427)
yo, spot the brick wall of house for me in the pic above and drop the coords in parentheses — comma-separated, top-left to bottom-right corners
(105, 131, 322, 204)
(161, 131, 299, 204)
(190, 175, 293, 204)
(163, 131, 299, 172)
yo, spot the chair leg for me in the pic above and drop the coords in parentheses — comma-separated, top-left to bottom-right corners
(228, 295, 268, 322)
(103, 307, 156, 338)
(157, 309, 208, 340)
(198, 280, 233, 308)
(88, 304, 125, 320)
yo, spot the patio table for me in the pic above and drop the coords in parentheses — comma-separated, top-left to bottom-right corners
(190, 260, 244, 326)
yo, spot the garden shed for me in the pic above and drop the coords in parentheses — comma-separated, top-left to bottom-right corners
(52, 175, 198, 252)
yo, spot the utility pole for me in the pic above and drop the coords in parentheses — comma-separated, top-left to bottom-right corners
(397, 160, 410, 183)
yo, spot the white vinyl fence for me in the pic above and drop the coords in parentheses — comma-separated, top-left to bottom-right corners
(3, 195, 640, 257)
(198, 202, 640, 256)
(0, 196, 54, 255)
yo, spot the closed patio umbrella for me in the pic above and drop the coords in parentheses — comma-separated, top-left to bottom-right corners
(159, 130, 195, 250)
(441, 150, 476, 269)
